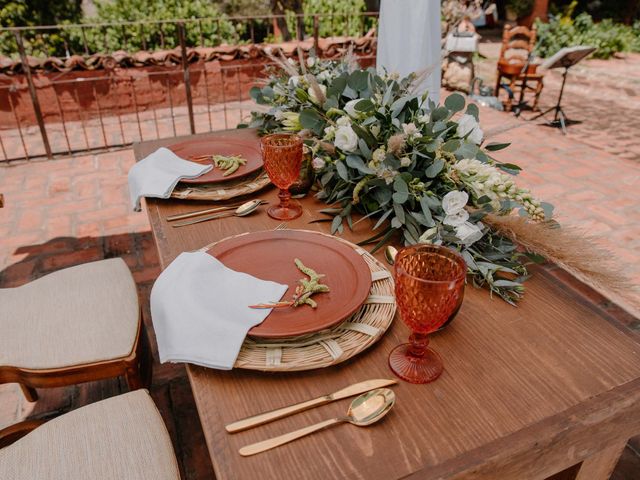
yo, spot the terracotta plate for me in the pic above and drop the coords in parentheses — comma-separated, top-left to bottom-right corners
(207, 230, 373, 338)
(168, 138, 263, 184)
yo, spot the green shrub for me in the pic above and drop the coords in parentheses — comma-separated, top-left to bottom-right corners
(535, 9, 640, 59)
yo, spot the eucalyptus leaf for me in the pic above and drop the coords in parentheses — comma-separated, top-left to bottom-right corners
(485, 142, 511, 151)
(425, 159, 444, 178)
(392, 191, 409, 204)
(444, 93, 465, 112)
(466, 103, 479, 120)
(373, 208, 393, 230)
(331, 215, 343, 234)
(393, 203, 406, 224)
(299, 108, 325, 135)
(335, 161, 349, 181)
(346, 155, 374, 174)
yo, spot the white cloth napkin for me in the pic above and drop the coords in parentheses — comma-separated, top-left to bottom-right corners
(128, 147, 213, 211)
(150, 251, 288, 370)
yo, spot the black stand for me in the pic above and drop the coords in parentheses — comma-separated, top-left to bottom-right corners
(530, 66, 571, 133)
(513, 56, 532, 118)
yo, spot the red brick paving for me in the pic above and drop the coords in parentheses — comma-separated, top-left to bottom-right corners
(1, 59, 640, 477)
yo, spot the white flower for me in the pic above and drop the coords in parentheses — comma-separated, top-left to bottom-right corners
(417, 113, 430, 124)
(457, 114, 483, 145)
(312, 157, 326, 171)
(443, 209, 469, 226)
(344, 99, 361, 117)
(323, 125, 336, 140)
(418, 227, 438, 243)
(371, 147, 386, 164)
(308, 84, 327, 104)
(336, 115, 351, 127)
(288, 75, 301, 88)
(317, 70, 331, 83)
(378, 167, 398, 184)
(274, 110, 285, 120)
(455, 221, 484, 245)
(442, 191, 469, 215)
(402, 122, 419, 138)
(400, 156, 411, 168)
(306, 56, 316, 68)
(334, 125, 358, 152)
(370, 125, 381, 138)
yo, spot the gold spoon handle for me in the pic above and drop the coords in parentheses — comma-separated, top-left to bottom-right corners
(239, 417, 344, 457)
(166, 202, 244, 222)
(171, 211, 235, 227)
(226, 396, 330, 433)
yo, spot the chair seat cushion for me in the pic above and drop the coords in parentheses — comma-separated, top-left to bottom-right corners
(0, 390, 181, 480)
(0, 258, 139, 370)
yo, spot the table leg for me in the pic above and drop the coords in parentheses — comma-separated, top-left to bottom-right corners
(574, 440, 627, 480)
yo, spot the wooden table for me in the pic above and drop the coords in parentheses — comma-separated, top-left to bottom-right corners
(136, 129, 640, 480)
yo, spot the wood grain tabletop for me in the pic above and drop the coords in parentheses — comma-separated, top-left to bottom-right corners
(136, 129, 640, 480)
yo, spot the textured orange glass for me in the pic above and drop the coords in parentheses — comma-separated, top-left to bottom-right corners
(260, 133, 303, 221)
(389, 245, 466, 384)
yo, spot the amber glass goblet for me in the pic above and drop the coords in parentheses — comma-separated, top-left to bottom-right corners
(260, 133, 303, 221)
(389, 245, 466, 384)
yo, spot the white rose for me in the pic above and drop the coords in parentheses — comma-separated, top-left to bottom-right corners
(443, 209, 469, 226)
(400, 156, 411, 167)
(306, 56, 316, 67)
(336, 115, 351, 127)
(317, 70, 330, 83)
(308, 84, 327, 104)
(418, 227, 438, 243)
(455, 221, 484, 245)
(402, 122, 419, 137)
(344, 99, 361, 117)
(334, 125, 358, 152)
(442, 191, 469, 215)
(457, 114, 484, 145)
(288, 75, 301, 88)
(312, 157, 326, 171)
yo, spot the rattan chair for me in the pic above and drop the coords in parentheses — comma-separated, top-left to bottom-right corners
(0, 258, 150, 402)
(494, 24, 544, 111)
(0, 389, 181, 479)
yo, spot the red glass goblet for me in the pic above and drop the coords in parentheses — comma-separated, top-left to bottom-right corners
(389, 245, 467, 384)
(260, 133, 303, 221)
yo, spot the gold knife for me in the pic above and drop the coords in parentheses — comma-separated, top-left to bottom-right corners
(225, 378, 397, 433)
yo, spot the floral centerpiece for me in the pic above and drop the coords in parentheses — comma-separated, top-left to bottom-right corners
(244, 52, 558, 304)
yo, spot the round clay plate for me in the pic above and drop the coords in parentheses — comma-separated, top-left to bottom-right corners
(207, 230, 373, 338)
(168, 138, 263, 184)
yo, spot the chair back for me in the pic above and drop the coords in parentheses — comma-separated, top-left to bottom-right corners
(498, 24, 536, 65)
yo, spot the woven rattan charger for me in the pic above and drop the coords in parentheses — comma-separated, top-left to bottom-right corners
(200, 230, 396, 372)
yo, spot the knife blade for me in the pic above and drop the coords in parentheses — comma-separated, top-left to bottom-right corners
(225, 378, 397, 433)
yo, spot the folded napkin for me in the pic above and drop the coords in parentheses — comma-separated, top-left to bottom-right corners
(150, 251, 288, 370)
(128, 147, 213, 211)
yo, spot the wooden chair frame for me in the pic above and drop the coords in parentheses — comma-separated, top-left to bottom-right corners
(0, 309, 151, 402)
(494, 24, 544, 112)
(0, 419, 46, 448)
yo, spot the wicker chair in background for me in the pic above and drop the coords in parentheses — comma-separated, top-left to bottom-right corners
(494, 24, 545, 112)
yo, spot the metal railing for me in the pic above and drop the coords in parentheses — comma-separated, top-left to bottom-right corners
(0, 13, 378, 162)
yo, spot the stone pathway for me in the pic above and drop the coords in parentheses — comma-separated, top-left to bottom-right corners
(1, 65, 640, 477)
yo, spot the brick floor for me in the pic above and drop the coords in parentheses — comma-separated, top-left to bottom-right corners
(1, 57, 640, 477)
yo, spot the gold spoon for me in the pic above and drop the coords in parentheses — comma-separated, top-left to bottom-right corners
(166, 200, 263, 222)
(238, 388, 395, 457)
(172, 199, 262, 227)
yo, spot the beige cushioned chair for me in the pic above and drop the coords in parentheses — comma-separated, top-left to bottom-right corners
(0, 258, 149, 401)
(0, 389, 181, 479)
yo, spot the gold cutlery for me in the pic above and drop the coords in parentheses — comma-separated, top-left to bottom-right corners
(239, 388, 395, 456)
(226, 378, 396, 433)
(171, 200, 263, 228)
(166, 200, 264, 222)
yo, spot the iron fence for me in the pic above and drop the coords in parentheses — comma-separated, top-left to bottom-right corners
(0, 13, 379, 162)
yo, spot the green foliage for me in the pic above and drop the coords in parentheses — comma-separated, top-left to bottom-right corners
(285, 0, 372, 40)
(506, 0, 534, 19)
(0, 0, 83, 57)
(535, 7, 640, 59)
